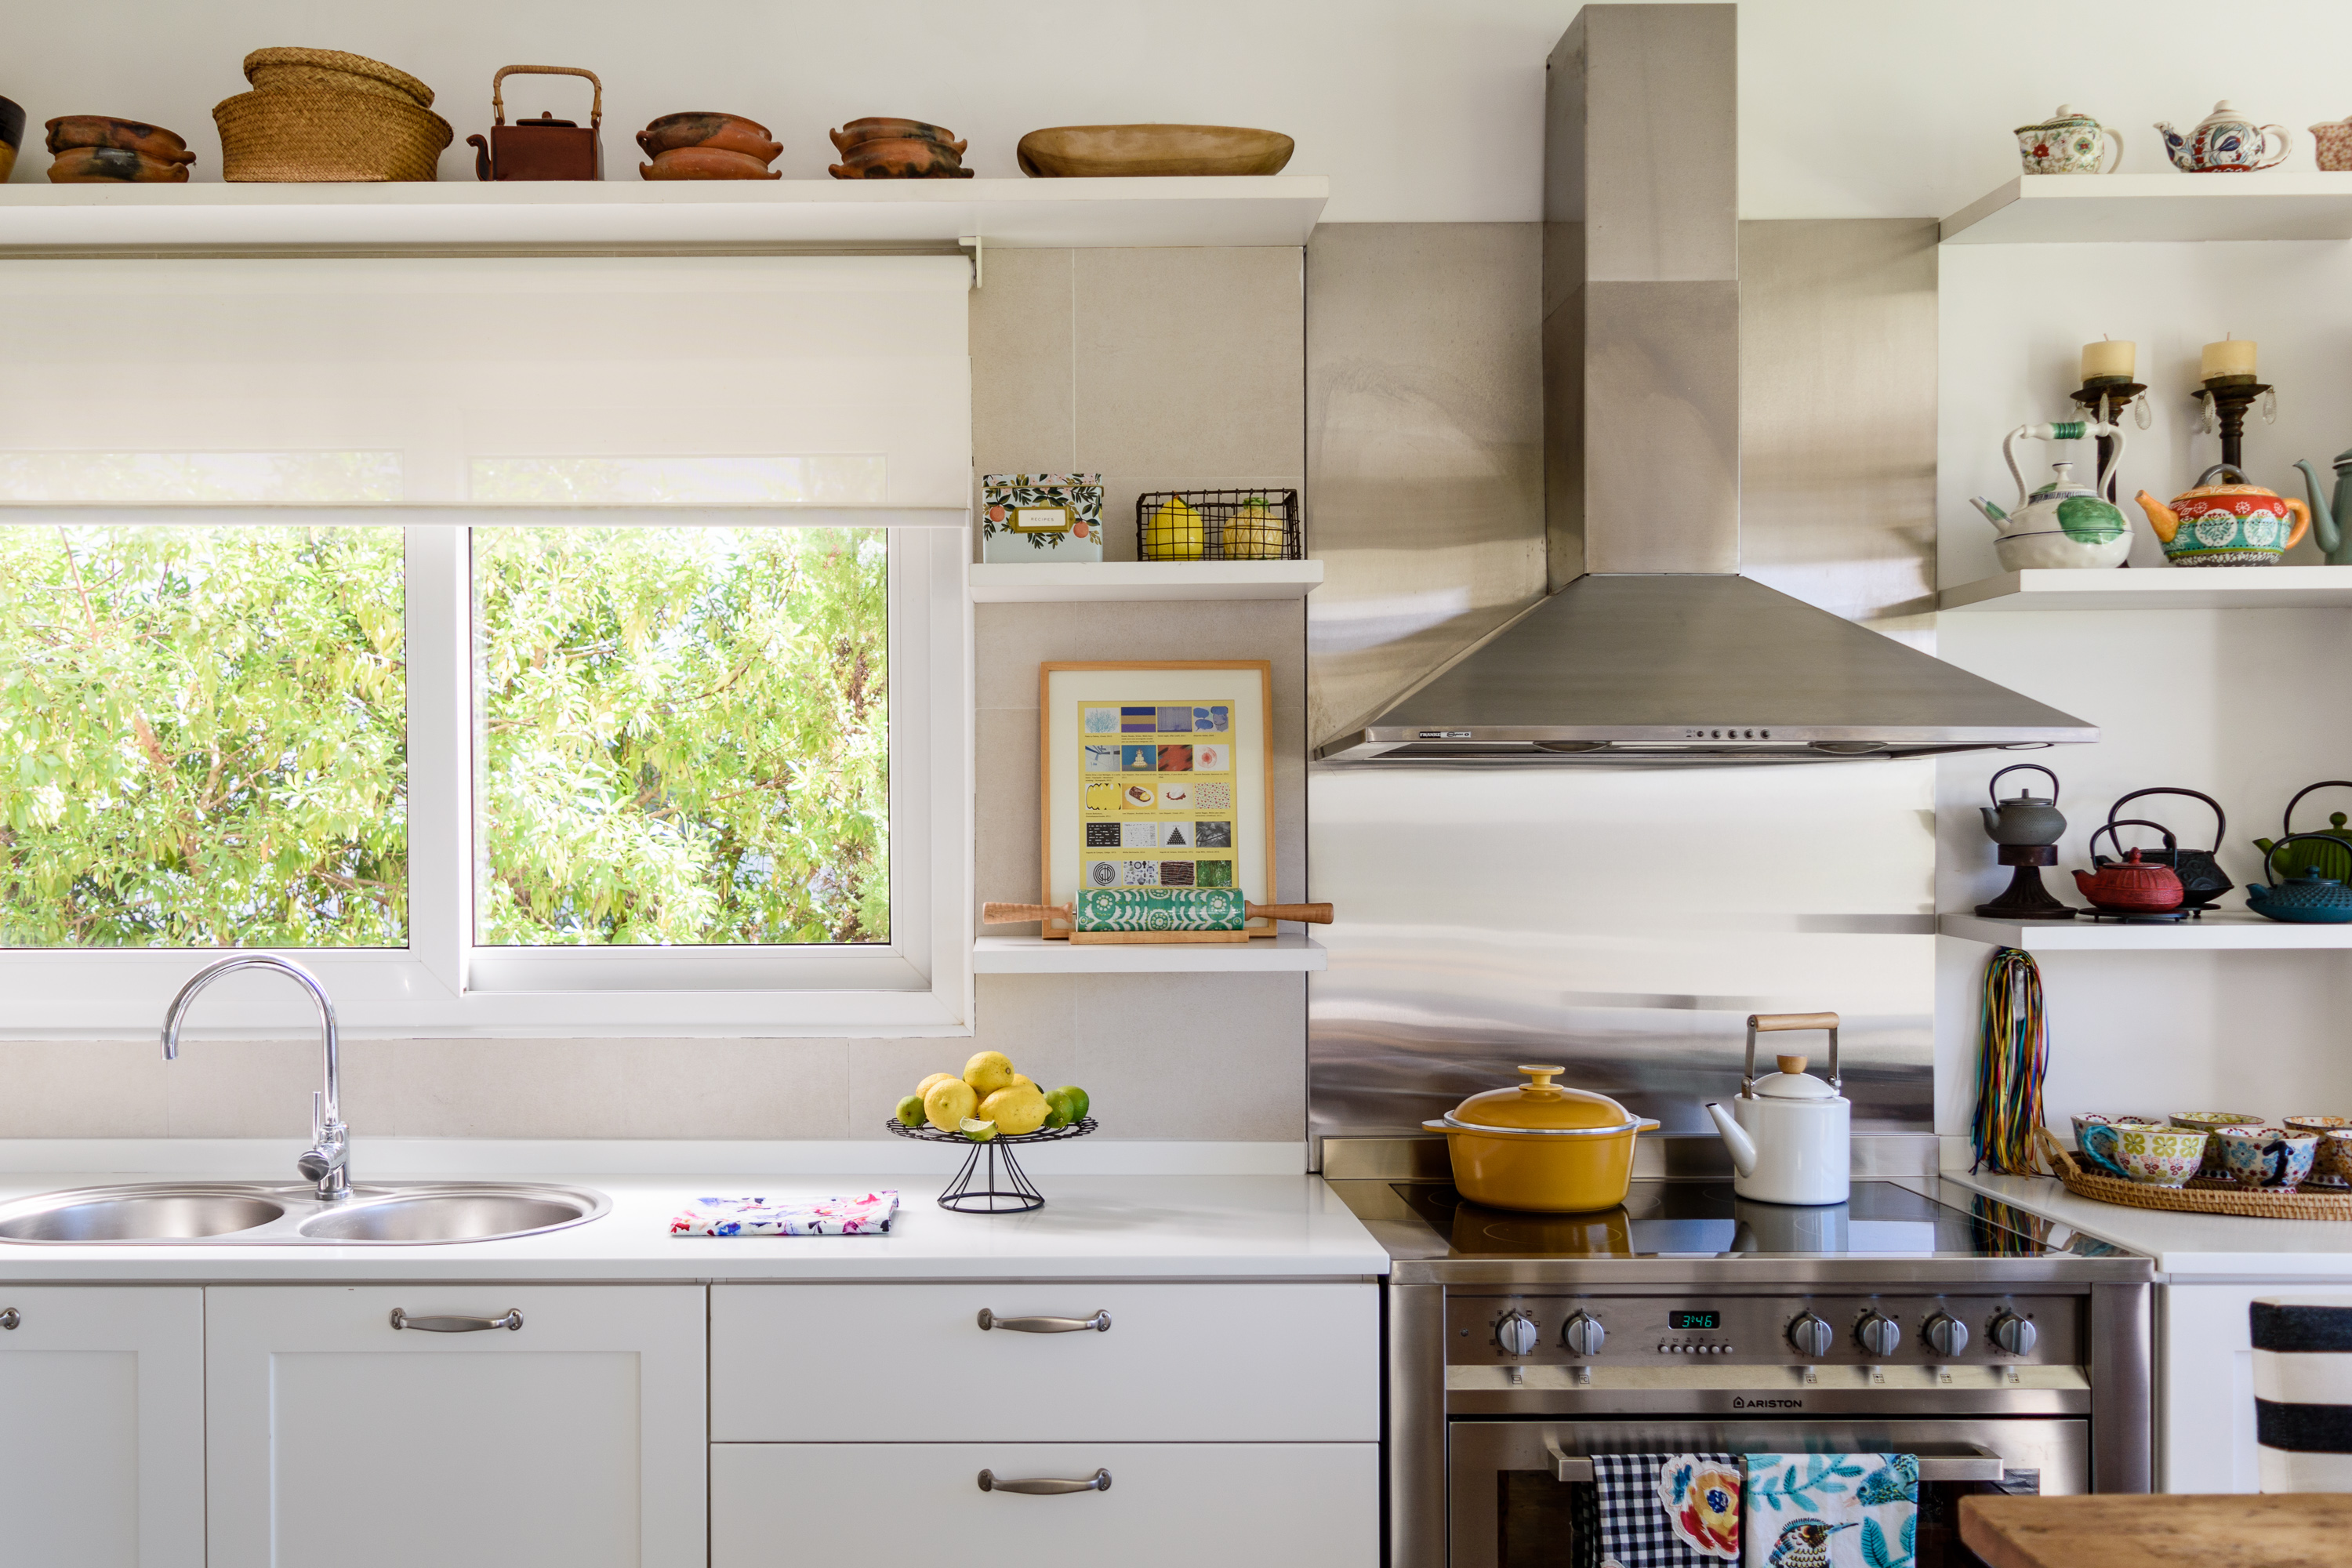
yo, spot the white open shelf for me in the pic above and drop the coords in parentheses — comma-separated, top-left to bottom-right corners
(1941, 172, 2352, 245)
(1942, 909, 2352, 949)
(1940, 566, 2352, 611)
(973, 934, 1328, 974)
(0, 177, 1329, 254)
(968, 560, 1323, 602)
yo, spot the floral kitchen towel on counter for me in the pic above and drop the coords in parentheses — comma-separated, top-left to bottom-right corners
(1741, 1454, 1916, 1568)
(1574, 1453, 1740, 1568)
(668, 1191, 898, 1236)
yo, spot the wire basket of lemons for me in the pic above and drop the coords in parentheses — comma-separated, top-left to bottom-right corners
(885, 1051, 1095, 1213)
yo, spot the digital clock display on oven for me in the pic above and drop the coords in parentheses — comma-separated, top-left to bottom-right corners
(1668, 1311, 1720, 1330)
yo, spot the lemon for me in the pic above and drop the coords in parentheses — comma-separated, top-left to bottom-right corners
(1148, 496, 1204, 561)
(980, 1083, 1051, 1136)
(924, 1076, 978, 1131)
(1010, 1073, 1035, 1090)
(895, 1093, 926, 1128)
(964, 1051, 1017, 1097)
(960, 1117, 999, 1143)
(1054, 1085, 1091, 1123)
(916, 1072, 957, 1100)
(1043, 1088, 1076, 1130)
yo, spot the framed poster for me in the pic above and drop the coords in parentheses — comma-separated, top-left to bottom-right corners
(1039, 662, 1276, 939)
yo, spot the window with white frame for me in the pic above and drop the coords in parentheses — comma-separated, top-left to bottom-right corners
(0, 255, 972, 1036)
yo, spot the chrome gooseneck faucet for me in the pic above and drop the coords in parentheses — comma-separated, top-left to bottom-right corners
(161, 954, 351, 1201)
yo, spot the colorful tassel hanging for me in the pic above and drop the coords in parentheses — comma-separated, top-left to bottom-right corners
(1973, 946, 2049, 1175)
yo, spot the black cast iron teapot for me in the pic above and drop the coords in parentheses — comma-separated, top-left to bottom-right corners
(2094, 787, 2230, 909)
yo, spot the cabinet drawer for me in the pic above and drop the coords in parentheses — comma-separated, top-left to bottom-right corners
(711, 1281, 1375, 1442)
(711, 1442, 1377, 1567)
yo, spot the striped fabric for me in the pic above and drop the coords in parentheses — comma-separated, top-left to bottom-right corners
(2252, 1298, 2352, 1492)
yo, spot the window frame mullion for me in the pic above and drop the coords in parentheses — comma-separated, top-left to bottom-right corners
(402, 523, 470, 998)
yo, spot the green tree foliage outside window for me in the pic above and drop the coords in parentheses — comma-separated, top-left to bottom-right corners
(0, 526, 407, 946)
(474, 527, 887, 946)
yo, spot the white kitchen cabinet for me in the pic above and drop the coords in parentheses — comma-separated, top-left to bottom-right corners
(2159, 1279, 2352, 1494)
(0, 1286, 205, 1568)
(206, 1284, 706, 1567)
(710, 1280, 1378, 1442)
(710, 1442, 1379, 1567)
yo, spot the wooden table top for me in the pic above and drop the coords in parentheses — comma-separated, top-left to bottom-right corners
(1960, 1494, 2352, 1568)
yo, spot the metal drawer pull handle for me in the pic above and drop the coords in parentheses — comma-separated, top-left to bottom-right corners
(389, 1308, 523, 1333)
(978, 1468, 1112, 1495)
(1550, 1443, 2002, 1485)
(976, 1308, 1110, 1333)
(0, 1308, 17, 1330)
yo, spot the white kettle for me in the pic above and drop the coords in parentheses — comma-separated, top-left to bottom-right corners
(1704, 1012, 1851, 1207)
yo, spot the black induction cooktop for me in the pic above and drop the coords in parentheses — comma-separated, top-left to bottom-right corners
(1385, 1179, 2123, 1261)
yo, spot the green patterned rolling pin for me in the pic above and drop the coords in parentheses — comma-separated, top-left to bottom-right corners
(984, 888, 1334, 932)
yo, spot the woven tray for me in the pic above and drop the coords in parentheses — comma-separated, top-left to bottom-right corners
(2033, 1127, 2352, 1220)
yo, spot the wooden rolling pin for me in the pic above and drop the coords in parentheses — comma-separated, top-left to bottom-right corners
(985, 887, 1333, 946)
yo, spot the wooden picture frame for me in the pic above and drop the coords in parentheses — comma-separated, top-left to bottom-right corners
(1038, 661, 1276, 940)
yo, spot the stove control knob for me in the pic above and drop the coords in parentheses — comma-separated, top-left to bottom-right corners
(1497, 1312, 1540, 1357)
(1991, 1311, 2038, 1356)
(1563, 1312, 1606, 1356)
(1923, 1312, 1969, 1359)
(1856, 1309, 1901, 1358)
(1787, 1312, 1834, 1359)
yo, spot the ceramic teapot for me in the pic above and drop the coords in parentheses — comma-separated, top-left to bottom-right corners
(2096, 788, 2232, 909)
(2248, 833, 2352, 924)
(2074, 822, 2187, 912)
(2016, 106, 2125, 174)
(1981, 763, 2067, 846)
(1970, 419, 2130, 570)
(2134, 464, 2311, 567)
(2157, 101, 2291, 172)
(1704, 1013, 1850, 1207)
(2254, 782, 2352, 883)
(2314, 116, 2352, 172)
(2293, 451, 2352, 565)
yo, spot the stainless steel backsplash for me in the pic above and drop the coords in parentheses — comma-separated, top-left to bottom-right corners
(1304, 219, 1940, 1160)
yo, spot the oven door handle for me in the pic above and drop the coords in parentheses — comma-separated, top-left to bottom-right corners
(1548, 1443, 2005, 1485)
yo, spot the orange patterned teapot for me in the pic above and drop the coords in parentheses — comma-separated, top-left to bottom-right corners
(2134, 464, 2310, 568)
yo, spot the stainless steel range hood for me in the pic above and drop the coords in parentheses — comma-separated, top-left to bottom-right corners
(1314, 2, 2095, 765)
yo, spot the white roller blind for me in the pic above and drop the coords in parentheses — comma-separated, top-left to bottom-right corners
(0, 254, 971, 509)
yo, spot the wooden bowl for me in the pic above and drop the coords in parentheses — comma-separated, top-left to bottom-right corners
(635, 112, 779, 162)
(638, 146, 782, 181)
(1016, 124, 1294, 177)
(829, 118, 965, 153)
(47, 145, 193, 183)
(45, 116, 196, 164)
(827, 136, 971, 179)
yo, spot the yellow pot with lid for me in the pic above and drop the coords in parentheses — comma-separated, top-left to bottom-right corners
(1423, 1065, 1661, 1213)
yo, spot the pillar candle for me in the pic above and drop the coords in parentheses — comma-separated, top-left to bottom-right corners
(2201, 337, 2259, 379)
(2080, 339, 2136, 381)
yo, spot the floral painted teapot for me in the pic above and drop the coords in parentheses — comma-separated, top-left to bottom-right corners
(2156, 101, 2290, 172)
(2134, 464, 2310, 567)
(2015, 106, 2123, 174)
(1969, 419, 2129, 569)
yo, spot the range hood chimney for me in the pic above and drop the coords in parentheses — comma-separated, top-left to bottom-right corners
(1315, 2, 2095, 764)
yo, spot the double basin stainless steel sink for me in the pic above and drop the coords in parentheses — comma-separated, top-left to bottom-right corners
(0, 1181, 610, 1245)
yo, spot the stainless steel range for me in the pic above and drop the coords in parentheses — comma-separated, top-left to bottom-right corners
(1327, 1172, 2154, 1568)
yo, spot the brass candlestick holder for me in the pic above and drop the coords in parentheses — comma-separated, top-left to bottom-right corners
(2195, 373, 2277, 475)
(2071, 376, 2149, 505)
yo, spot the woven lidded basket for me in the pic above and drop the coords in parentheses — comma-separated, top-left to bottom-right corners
(214, 87, 451, 182)
(2034, 1127, 2352, 1221)
(241, 47, 435, 107)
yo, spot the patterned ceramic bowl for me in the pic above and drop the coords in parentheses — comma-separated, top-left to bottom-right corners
(2102, 1126, 2210, 1187)
(2217, 1127, 2318, 1191)
(2071, 1114, 2165, 1177)
(2317, 1129, 2352, 1189)
(2172, 1112, 2268, 1178)
(2285, 1116, 2351, 1139)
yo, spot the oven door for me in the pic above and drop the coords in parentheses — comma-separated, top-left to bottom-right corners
(1450, 1418, 2088, 1568)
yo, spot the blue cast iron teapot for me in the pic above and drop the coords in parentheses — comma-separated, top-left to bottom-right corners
(2248, 833, 2352, 924)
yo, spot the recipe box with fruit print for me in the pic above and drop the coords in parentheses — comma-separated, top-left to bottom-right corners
(981, 473, 1104, 562)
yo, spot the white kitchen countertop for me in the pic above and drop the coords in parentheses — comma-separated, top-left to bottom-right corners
(0, 1164, 1387, 1284)
(1945, 1167, 2352, 1279)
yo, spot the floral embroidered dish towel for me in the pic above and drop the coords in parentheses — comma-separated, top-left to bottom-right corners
(1573, 1453, 1740, 1568)
(668, 1191, 898, 1236)
(1740, 1454, 1918, 1568)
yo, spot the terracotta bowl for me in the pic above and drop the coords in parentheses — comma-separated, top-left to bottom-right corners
(0, 96, 24, 184)
(47, 145, 193, 183)
(1016, 123, 1294, 177)
(828, 136, 971, 179)
(829, 118, 965, 154)
(638, 146, 782, 181)
(45, 116, 196, 164)
(634, 112, 779, 162)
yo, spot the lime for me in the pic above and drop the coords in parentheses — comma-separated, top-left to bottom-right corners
(960, 1117, 1000, 1143)
(1054, 1084, 1091, 1123)
(895, 1093, 926, 1128)
(1043, 1089, 1076, 1130)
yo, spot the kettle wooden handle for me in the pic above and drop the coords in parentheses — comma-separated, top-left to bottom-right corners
(490, 64, 604, 130)
(1750, 1012, 1839, 1033)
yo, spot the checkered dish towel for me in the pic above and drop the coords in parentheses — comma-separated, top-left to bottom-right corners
(1574, 1453, 1742, 1568)
(669, 1192, 898, 1236)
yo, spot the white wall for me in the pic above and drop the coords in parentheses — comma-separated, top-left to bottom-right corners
(13, 0, 2352, 221)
